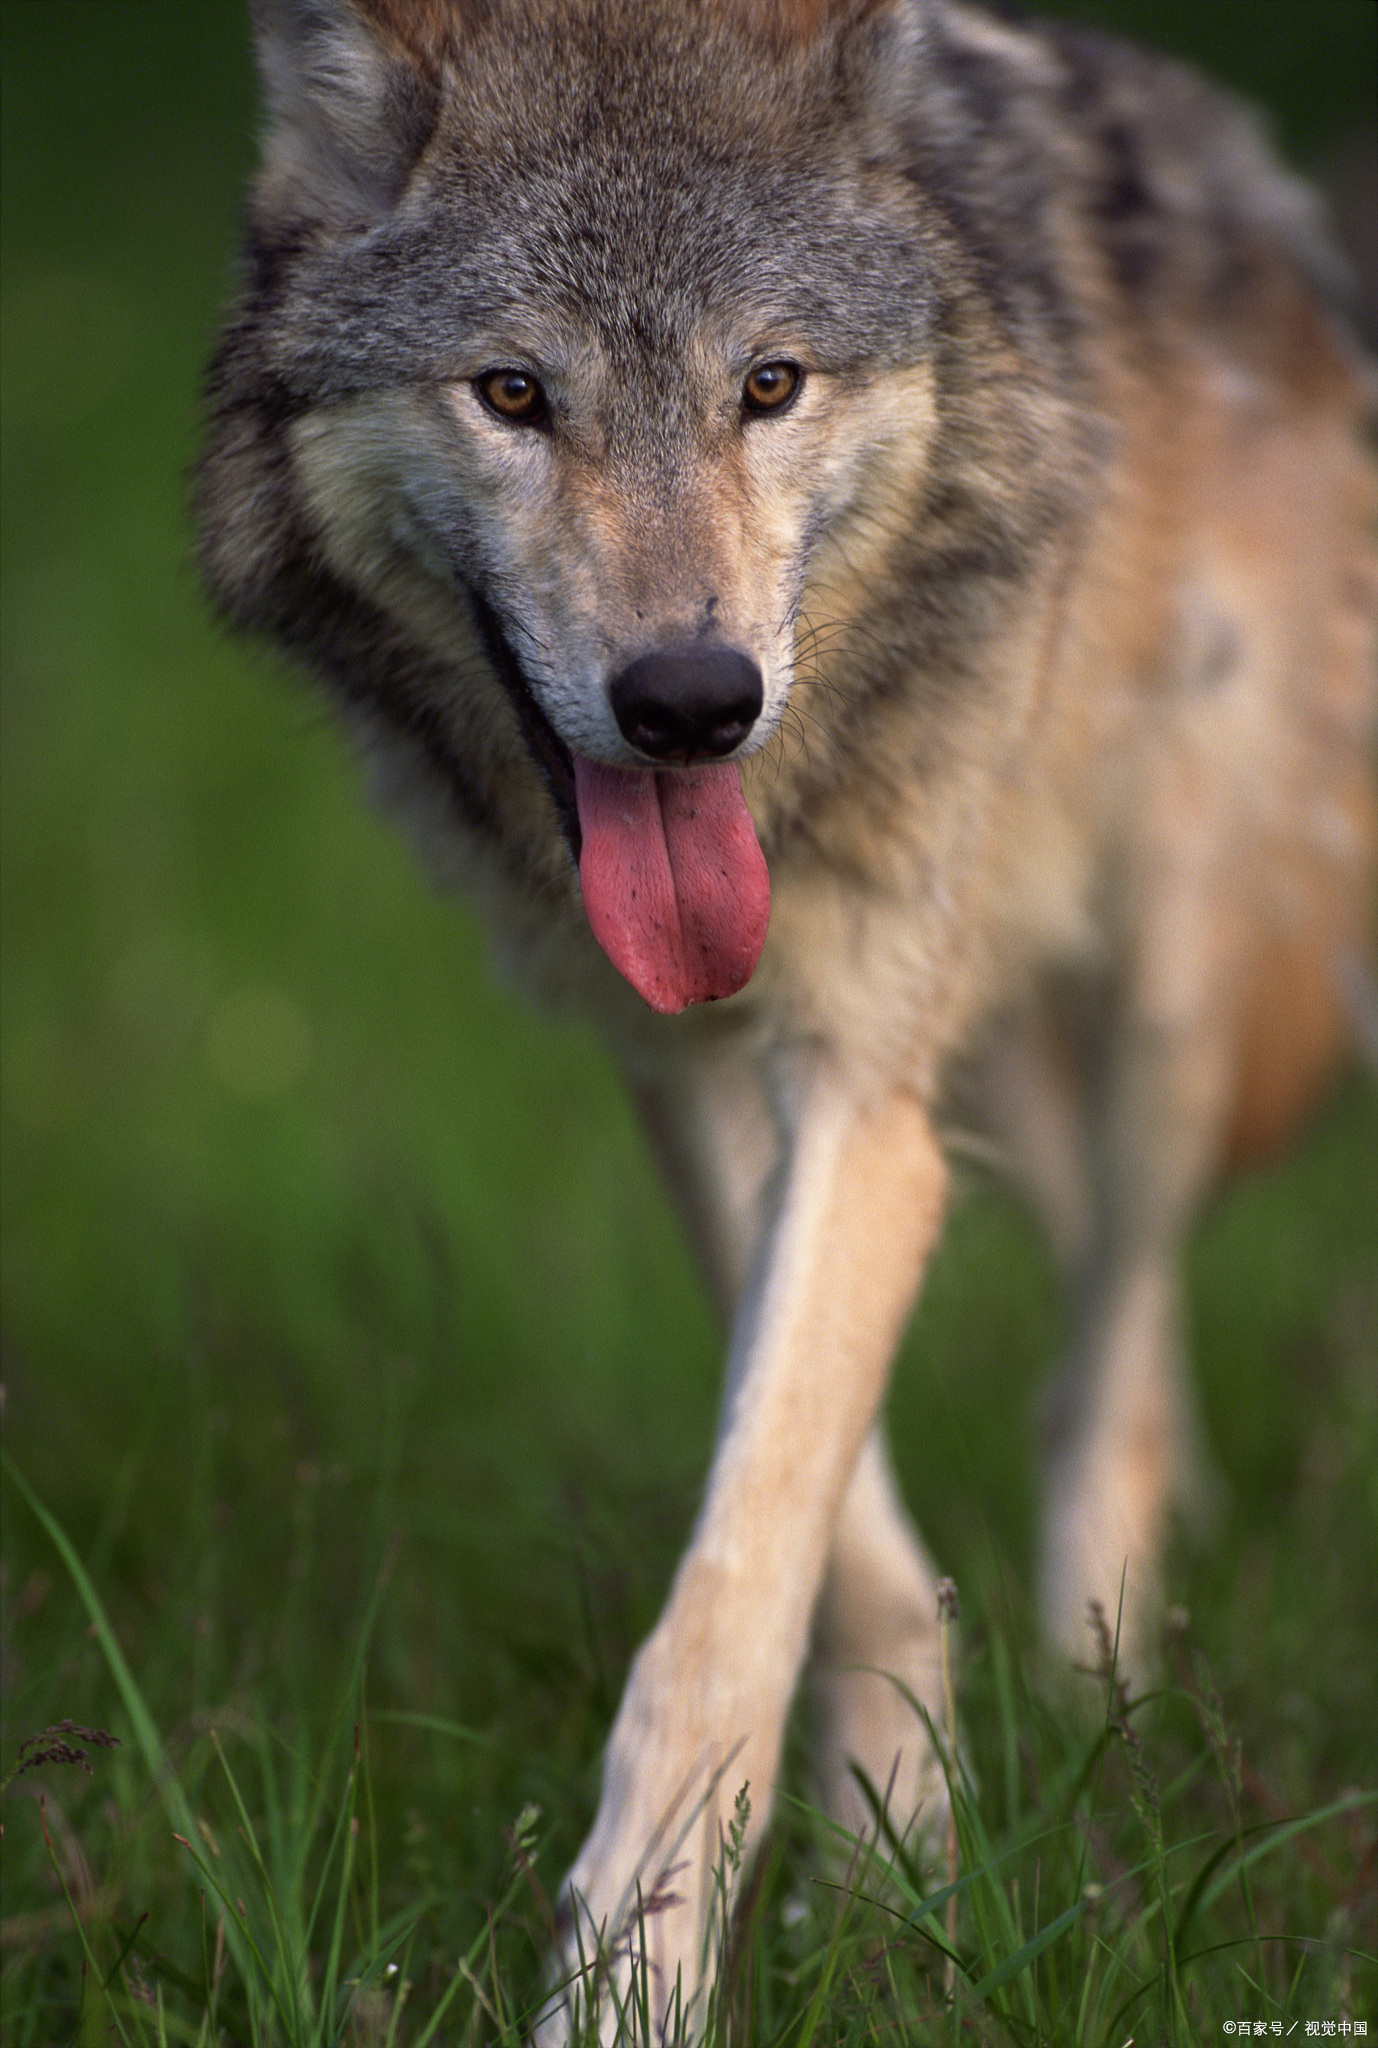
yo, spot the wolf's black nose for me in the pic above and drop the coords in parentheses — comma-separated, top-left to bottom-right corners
(609, 648, 763, 763)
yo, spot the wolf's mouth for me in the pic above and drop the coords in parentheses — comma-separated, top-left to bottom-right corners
(469, 594, 769, 1013)
(574, 758, 769, 1014)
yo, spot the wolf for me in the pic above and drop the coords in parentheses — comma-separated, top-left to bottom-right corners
(198, 0, 1377, 2032)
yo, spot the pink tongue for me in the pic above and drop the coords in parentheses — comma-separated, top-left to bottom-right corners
(574, 758, 770, 1013)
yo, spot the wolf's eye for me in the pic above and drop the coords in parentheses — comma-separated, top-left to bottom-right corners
(742, 360, 801, 416)
(477, 369, 548, 426)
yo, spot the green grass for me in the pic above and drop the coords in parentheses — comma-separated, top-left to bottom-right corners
(2, 1, 1376, 2040)
(3, 1417, 1375, 2043)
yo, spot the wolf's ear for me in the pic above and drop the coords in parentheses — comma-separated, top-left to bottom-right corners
(834, 0, 931, 155)
(250, 0, 441, 226)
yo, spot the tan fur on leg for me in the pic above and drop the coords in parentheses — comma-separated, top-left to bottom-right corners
(810, 1427, 949, 1851)
(545, 1072, 947, 2041)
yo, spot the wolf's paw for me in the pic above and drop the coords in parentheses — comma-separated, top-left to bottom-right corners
(532, 1777, 746, 2046)
(533, 1650, 768, 2043)
(532, 1871, 707, 2047)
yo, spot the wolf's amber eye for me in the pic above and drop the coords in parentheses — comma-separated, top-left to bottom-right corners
(742, 360, 801, 416)
(477, 369, 547, 425)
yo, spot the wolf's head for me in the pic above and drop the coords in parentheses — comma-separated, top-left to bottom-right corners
(202, 0, 1040, 1011)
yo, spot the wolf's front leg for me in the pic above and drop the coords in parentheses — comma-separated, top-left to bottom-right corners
(808, 1427, 951, 1854)
(541, 1065, 947, 2043)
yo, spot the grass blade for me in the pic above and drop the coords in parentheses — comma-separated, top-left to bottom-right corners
(4, 1454, 193, 1839)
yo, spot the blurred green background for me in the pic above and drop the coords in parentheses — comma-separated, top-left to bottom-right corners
(2, 0, 1376, 1914)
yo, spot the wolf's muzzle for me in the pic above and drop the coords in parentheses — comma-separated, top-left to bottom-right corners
(609, 647, 763, 763)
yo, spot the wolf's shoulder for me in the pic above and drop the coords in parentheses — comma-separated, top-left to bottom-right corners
(920, 3, 1337, 347)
